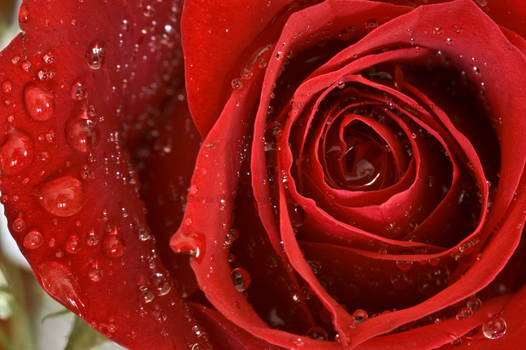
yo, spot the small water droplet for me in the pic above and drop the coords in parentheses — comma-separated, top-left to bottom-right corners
(231, 78, 242, 90)
(86, 229, 99, 246)
(139, 285, 155, 303)
(0, 130, 33, 175)
(23, 230, 44, 249)
(482, 316, 507, 339)
(432, 26, 443, 35)
(88, 266, 102, 282)
(35, 176, 85, 217)
(456, 306, 473, 320)
(65, 235, 80, 254)
(24, 84, 55, 121)
(36, 262, 86, 313)
(102, 230, 124, 258)
(231, 267, 251, 292)
(66, 114, 99, 153)
(475, 0, 488, 7)
(70, 81, 87, 100)
(225, 228, 239, 245)
(352, 309, 368, 323)
(11, 217, 26, 233)
(466, 297, 482, 311)
(170, 232, 205, 262)
(306, 326, 328, 340)
(1, 80, 12, 94)
(86, 42, 105, 70)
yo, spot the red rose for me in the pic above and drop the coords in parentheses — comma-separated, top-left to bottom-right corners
(1, 0, 526, 349)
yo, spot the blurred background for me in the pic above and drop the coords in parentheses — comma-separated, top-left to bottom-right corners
(0, 0, 124, 348)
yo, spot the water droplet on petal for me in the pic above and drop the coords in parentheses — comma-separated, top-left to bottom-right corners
(24, 84, 54, 121)
(34, 176, 86, 217)
(66, 115, 99, 153)
(86, 42, 105, 70)
(70, 81, 87, 100)
(352, 309, 368, 323)
(0, 130, 33, 175)
(139, 285, 155, 303)
(1, 80, 12, 94)
(231, 267, 251, 292)
(88, 267, 102, 282)
(482, 316, 507, 340)
(170, 232, 205, 262)
(11, 217, 27, 233)
(36, 262, 86, 314)
(23, 230, 44, 249)
(65, 235, 80, 254)
(102, 230, 124, 258)
(306, 326, 328, 340)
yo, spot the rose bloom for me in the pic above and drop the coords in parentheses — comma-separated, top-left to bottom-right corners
(0, 0, 525, 349)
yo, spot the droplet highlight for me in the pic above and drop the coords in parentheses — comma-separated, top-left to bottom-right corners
(24, 84, 54, 121)
(34, 176, 86, 217)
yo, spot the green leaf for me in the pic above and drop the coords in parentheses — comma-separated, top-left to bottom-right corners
(64, 316, 107, 350)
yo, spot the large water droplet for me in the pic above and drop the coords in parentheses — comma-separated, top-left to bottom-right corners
(170, 232, 205, 262)
(34, 176, 85, 217)
(86, 42, 105, 70)
(231, 267, 251, 292)
(23, 230, 44, 249)
(0, 130, 33, 175)
(24, 84, 54, 121)
(66, 115, 99, 153)
(36, 262, 86, 314)
(482, 316, 507, 340)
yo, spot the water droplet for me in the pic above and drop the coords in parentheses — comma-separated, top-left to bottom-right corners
(86, 229, 99, 246)
(231, 267, 251, 292)
(65, 235, 80, 254)
(353, 309, 368, 323)
(66, 114, 99, 153)
(456, 307, 472, 320)
(21, 60, 31, 72)
(151, 273, 172, 296)
(139, 285, 155, 303)
(231, 78, 242, 90)
(70, 81, 87, 100)
(36, 262, 86, 313)
(306, 326, 328, 340)
(23, 230, 44, 249)
(11, 217, 26, 233)
(0, 130, 33, 175)
(86, 42, 105, 70)
(446, 37, 453, 45)
(432, 26, 443, 35)
(24, 84, 54, 121)
(103, 230, 124, 258)
(88, 267, 102, 282)
(35, 176, 85, 217)
(225, 228, 239, 245)
(170, 232, 205, 262)
(1, 80, 12, 94)
(482, 316, 506, 340)
(475, 0, 488, 7)
(466, 297, 482, 311)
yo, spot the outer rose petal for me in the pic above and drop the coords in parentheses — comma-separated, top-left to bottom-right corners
(182, 0, 310, 136)
(0, 0, 211, 348)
